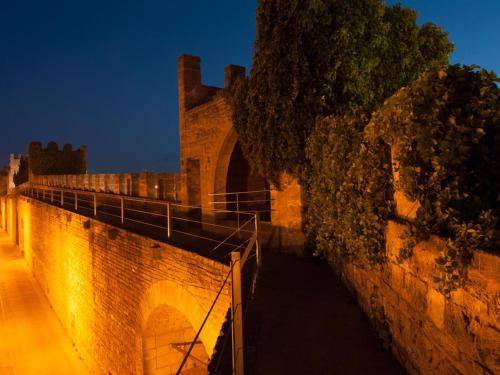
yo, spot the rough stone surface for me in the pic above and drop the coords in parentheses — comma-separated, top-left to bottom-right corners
(342, 220, 500, 375)
(14, 196, 230, 375)
(178, 55, 305, 255)
(32, 172, 179, 200)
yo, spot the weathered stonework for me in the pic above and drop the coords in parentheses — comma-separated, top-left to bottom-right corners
(342, 220, 500, 375)
(31, 172, 178, 200)
(178, 55, 305, 254)
(14, 196, 230, 375)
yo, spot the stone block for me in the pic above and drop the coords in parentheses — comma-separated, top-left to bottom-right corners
(476, 325, 500, 374)
(471, 250, 500, 284)
(443, 300, 477, 357)
(427, 288, 445, 329)
(385, 220, 407, 262)
(410, 245, 438, 283)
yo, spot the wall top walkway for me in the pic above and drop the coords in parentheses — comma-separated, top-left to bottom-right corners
(31, 171, 179, 201)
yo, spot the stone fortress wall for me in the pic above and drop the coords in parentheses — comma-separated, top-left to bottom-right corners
(1, 194, 230, 375)
(31, 172, 179, 201)
(177, 55, 305, 254)
(340, 152, 500, 375)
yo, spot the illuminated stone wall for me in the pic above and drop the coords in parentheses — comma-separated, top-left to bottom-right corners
(16, 196, 230, 375)
(178, 55, 306, 254)
(31, 172, 179, 200)
(4, 195, 18, 244)
(341, 220, 500, 375)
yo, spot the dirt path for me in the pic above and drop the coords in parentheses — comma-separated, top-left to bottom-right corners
(0, 231, 89, 375)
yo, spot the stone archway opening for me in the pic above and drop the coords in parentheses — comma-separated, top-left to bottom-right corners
(225, 141, 271, 222)
(142, 304, 209, 375)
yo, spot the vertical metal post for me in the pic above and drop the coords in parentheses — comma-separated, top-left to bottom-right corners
(93, 193, 97, 216)
(236, 193, 240, 230)
(51, 189, 54, 203)
(231, 251, 244, 375)
(60, 190, 64, 206)
(120, 197, 124, 224)
(36, 188, 39, 199)
(167, 201, 171, 239)
(254, 213, 261, 268)
(75, 192, 78, 211)
(42, 189, 45, 201)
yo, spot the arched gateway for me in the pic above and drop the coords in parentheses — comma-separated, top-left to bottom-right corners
(177, 54, 305, 248)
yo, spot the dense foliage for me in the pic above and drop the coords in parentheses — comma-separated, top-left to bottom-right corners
(368, 65, 500, 296)
(13, 156, 29, 186)
(227, 1, 500, 298)
(304, 116, 393, 266)
(227, 0, 452, 184)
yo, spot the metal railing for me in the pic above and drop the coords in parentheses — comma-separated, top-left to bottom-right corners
(176, 214, 261, 375)
(209, 189, 272, 228)
(22, 184, 256, 256)
(22, 183, 262, 374)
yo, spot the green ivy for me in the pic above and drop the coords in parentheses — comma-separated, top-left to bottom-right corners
(304, 116, 394, 267)
(368, 65, 500, 296)
(226, 0, 452, 185)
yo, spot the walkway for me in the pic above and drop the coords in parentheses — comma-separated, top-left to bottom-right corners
(0, 231, 88, 375)
(248, 252, 406, 375)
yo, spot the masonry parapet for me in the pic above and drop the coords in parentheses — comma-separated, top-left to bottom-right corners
(31, 172, 179, 200)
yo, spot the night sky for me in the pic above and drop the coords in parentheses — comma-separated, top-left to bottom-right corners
(1, 1, 499, 173)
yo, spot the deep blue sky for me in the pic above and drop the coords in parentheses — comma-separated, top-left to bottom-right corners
(1, 1, 499, 173)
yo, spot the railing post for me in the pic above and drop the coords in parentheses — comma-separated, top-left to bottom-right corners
(51, 189, 54, 203)
(60, 190, 64, 206)
(120, 197, 124, 224)
(167, 201, 171, 239)
(42, 189, 45, 201)
(231, 251, 244, 375)
(236, 193, 240, 231)
(254, 213, 261, 268)
(75, 192, 78, 211)
(36, 188, 39, 199)
(93, 193, 97, 216)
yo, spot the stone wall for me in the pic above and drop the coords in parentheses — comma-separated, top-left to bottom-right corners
(341, 221, 499, 375)
(178, 55, 237, 211)
(15, 196, 230, 375)
(31, 172, 179, 200)
(2, 195, 18, 244)
(267, 174, 306, 254)
(178, 55, 306, 254)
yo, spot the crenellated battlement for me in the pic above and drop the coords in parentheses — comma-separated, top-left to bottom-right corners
(31, 171, 179, 200)
(29, 141, 87, 176)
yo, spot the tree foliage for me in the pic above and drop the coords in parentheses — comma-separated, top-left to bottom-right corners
(367, 65, 500, 296)
(226, 0, 453, 183)
(304, 116, 393, 267)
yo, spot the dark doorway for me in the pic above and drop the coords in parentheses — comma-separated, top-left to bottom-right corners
(226, 142, 270, 222)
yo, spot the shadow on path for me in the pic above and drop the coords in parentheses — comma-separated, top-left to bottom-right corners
(249, 252, 406, 375)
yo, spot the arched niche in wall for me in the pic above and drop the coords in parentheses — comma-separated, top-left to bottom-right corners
(136, 280, 219, 375)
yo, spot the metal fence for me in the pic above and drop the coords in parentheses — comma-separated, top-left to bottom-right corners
(22, 183, 262, 374)
(209, 189, 272, 227)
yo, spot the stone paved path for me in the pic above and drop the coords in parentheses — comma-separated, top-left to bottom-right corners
(0, 231, 88, 375)
(250, 252, 406, 375)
